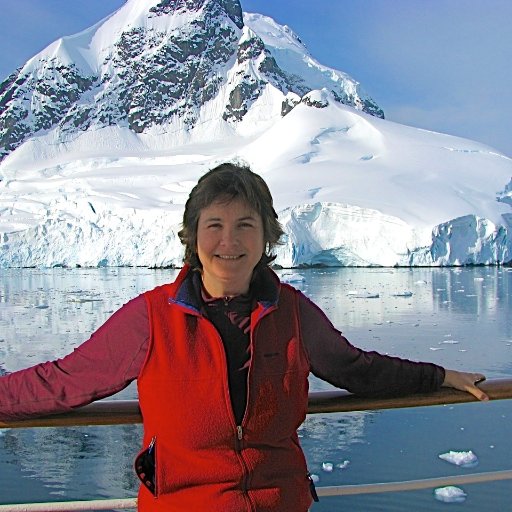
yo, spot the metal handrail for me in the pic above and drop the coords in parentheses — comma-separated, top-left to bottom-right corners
(0, 500, 136, 511)
(3, 469, 512, 511)
(1, 378, 510, 428)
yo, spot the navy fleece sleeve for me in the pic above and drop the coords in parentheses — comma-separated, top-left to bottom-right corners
(298, 292, 445, 396)
(0, 295, 149, 421)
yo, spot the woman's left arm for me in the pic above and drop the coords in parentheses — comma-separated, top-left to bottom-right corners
(297, 292, 489, 400)
(441, 369, 489, 401)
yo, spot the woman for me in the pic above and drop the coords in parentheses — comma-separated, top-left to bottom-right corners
(0, 163, 487, 511)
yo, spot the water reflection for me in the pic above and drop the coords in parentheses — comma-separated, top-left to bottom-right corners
(0, 268, 179, 371)
(431, 267, 512, 317)
(1, 425, 141, 502)
(300, 411, 372, 458)
(1, 267, 511, 510)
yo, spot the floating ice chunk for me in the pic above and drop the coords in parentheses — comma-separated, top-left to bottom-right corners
(439, 450, 479, 468)
(434, 486, 467, 503)
(474, 277, 485, 282)
(347, 290, 380, 298)
(440, 339, 460, 345)
(281, 273, 306, 283)
(310, 473, 320, 483)
(415, 280, 427, 285)
(337, 460, 350, 470)
(322, 462, 334, 472)
(392, 291, 413, 297)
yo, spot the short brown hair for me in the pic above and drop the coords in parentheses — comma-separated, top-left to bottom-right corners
(179, 163, 284, 268)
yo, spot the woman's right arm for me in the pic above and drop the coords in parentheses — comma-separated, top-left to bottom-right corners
(0, 295, 149, 421)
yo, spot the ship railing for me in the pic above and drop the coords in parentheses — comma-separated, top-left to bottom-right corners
(0, 378, 511, 511)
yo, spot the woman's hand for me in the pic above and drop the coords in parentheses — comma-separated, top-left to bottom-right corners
(442, 369, 489, 401)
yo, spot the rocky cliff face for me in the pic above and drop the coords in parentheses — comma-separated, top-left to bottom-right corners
(0, 0, 383, 162)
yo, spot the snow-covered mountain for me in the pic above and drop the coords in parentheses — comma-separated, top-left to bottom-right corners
(0, 0, 511, 268)
(0, 0, 381, 162)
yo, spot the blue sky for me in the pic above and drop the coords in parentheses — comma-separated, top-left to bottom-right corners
(1, 0, 511, 157)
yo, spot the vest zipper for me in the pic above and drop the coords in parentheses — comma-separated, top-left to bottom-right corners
(206, 317, 256, 510)
(235, 424, 255, 511)
(149, 436, 158, 498)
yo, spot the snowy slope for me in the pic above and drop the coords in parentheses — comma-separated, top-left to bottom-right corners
(243, 13, 381, 117)
(1, 89, 510, 268)
(0, 1, 511, 268)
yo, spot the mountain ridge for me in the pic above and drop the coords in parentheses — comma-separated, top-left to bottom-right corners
(0, 0, 381, 163)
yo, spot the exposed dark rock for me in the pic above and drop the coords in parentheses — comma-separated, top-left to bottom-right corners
(302, 94, 329, 109)
(281, 95, 300, 116)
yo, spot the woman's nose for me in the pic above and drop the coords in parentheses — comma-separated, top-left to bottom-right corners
(220, 227, 239, 245)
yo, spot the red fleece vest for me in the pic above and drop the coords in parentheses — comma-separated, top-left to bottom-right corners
(137, 268, 312, 511)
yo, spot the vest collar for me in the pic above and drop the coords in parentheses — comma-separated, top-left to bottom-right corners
(168, 264, 281, 313)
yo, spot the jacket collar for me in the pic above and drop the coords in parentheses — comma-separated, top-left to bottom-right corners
(169, 264, 281, 313)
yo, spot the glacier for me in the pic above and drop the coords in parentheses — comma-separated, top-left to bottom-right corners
(0, 0, 511, 268)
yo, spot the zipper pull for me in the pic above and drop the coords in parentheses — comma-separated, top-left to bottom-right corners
(236, 425, 243, 441)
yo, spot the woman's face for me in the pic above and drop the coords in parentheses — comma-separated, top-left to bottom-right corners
(196, 198, 265, 297)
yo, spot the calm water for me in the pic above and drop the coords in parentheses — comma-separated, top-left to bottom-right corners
(0, 267, 511, 510)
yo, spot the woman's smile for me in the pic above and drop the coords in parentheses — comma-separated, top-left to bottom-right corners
(216, 254, 244, 259)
